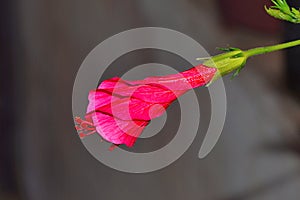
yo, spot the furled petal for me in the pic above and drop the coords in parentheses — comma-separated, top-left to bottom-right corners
(83, 64, 216, 147)
(88, 111, 149, 147)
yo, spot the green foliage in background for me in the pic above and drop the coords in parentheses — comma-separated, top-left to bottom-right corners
(265, 0, 300, 23)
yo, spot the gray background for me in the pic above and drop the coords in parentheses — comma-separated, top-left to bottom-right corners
(1, 0, 300, 200)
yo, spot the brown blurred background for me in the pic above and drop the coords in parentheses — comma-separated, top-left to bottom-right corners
(1, 0, 300, 200)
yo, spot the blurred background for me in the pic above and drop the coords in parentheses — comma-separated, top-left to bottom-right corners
(1, 0, 300, 199)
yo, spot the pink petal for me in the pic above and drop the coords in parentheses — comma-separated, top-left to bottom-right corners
(84, 64, 217, 147)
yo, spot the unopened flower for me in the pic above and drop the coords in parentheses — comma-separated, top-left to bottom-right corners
(76, 64, 217, 147)
(75, 39, 300, 147)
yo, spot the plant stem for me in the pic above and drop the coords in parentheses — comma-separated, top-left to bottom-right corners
(244, 39, 300, 58)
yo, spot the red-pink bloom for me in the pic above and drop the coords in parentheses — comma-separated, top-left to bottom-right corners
(75, 64, 217, 147)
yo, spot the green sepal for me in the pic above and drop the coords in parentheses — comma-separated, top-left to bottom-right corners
(217, 47, 241, 52)
(231, 63, 246, 79)
(203, 47, 247, 86)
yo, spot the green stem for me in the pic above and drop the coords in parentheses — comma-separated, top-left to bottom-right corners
(203, 39, 300, 84)
(244, 39, 300, 58)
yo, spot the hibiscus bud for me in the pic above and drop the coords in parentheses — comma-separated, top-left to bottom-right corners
(78, 64, 217, 147)
(75, 39, 300, 148)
